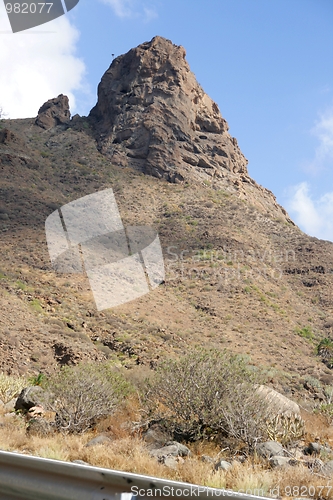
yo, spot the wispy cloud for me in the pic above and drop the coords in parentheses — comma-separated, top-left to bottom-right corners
(314, 108, 333, 160)
(143, 6, 158, 22)
(99, 0, 134, 18)
(306, 106, 333, 174)
(287, 182, 333, 242)
(99, 0, 157, 21)
(0, 3, 86, 119)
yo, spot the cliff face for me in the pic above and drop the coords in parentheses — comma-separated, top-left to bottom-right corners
(89, 36, 291, 221)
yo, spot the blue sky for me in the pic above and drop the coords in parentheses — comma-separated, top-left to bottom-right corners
(1, 0, 333, 241)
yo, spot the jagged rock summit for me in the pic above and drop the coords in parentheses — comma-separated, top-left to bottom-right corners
(89, 36, 246, 182)
(89, 36, 291, 221)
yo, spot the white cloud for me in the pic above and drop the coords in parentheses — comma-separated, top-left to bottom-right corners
(99, 0, 157, 20)
(100, 0, 134, 18)
(314, 109, 333, 161)
(0, 4, 86, 118)
(306, 106, 333, 174)
(143, 6, 158, 22)
(288, 182, 333, 242)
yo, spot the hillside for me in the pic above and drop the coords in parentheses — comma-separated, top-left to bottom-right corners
(1, 35, 333, 407)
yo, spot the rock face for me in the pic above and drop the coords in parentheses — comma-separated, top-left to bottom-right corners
(89, 36, 292, 221)
(90, 36, 247, 183)
(35, 94, 70, 130)
(89, 37, 245, 182)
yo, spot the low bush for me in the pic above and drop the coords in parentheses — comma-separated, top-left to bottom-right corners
(143, 348, 270, 450)
(41, 363, 131, 434)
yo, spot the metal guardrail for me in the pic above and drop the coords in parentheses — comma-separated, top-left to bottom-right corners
(0, 450, 271, 500)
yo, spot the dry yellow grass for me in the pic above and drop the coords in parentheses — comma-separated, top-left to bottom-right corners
(1, 404, 333, 498)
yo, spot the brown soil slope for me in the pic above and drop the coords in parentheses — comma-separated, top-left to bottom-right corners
(1, 36, 333, 405)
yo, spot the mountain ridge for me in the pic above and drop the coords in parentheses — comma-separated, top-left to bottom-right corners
(0, 36, 333, 408)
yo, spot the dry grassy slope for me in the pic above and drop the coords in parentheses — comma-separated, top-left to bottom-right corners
(1, 116, 333, 405)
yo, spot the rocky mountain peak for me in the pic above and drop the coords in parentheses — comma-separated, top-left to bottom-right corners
(88, 36, 291, 220)
(89, 36, 248, 184)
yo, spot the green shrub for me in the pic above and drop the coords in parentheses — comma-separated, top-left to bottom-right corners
(41, 363, 131, 434)
(295, 326, 313, 340)
(28, 373, 47, 387)
(29, 299, 43, 313)
(144, 348, 269, 450)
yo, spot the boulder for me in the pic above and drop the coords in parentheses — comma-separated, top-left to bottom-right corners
(85, 435, 111, 448)
(163, 456, 178, 469)
(165, 441, 190, 456)
(14, 386, 44, 412)
(142, 424, 171, 448)
(26, 405, 45, 420)
(256, 441, 285, 459)
(150, 441, 190, 459)
(35, 94, 70, 130)
(305, 442, 332, 455)
(214, 460, 232, 471)
(269, 456, 292, 468)
(255, 385, 304, 441)
(256, 385, 300, 415)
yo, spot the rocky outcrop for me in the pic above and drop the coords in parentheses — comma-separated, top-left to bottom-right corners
(89, 36, 293, 222)
(89, 36, 248, 183)
(35, 94, 70, 130)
